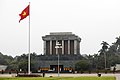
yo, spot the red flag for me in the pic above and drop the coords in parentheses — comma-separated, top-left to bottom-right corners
(19, 5, 29, 23)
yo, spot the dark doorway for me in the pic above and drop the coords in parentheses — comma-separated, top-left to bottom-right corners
(50, 65, 63, 72)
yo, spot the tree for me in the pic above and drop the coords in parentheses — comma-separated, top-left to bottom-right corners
(97, 41, 109, 69)
(101, 41, 109, 51)
(115, 36, 120, 52)
(75, 60, 91, 71)
(18, 60, 28, 72)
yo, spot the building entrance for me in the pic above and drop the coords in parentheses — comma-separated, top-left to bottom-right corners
(50, 65, 63, 72)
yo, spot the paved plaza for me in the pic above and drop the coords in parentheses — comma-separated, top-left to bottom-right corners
(0, 73, 120, 80)
(46, 73, 120, 80)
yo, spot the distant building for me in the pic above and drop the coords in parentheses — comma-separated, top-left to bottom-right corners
(38, 32, 82, 72)
(111, 64, 120, 71)
(116, 64, 120, 71)
(0, 65, 7, 71)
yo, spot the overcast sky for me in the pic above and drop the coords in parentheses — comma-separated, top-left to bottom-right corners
(0, 0, 120, 57)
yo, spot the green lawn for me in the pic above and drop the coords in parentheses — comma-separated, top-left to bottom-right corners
(0, 76, 116, 80)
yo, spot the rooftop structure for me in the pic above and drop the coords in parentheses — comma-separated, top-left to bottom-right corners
(42, 32, 81, 55)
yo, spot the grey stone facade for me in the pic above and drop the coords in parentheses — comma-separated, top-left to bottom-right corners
(38, 55, 83, 72)
(42, 32, 81, 55)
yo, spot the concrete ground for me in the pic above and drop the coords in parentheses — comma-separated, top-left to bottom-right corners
(0, 73, 119, 80)
(46, 73, 120, 80)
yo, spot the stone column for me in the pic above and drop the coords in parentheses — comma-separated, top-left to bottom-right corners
(78, 42, 80, 54)
(68, 40, 70, 54)
(62, 40, 64, 55)
(74, 40, 77, 54)
(56, 40, 58, 55)
(50, 40, 52, 55)
(44, 41, 46, 55)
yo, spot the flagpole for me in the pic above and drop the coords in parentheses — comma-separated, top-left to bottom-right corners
(28, 2, 31, 74)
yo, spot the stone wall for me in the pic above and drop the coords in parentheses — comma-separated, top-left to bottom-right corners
(37, 55, 83, 69)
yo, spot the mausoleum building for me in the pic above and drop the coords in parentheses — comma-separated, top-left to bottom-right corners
(38, 32, 82, 72)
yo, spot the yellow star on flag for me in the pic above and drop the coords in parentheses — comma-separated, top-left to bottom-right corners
(22, 12, 26, 16)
